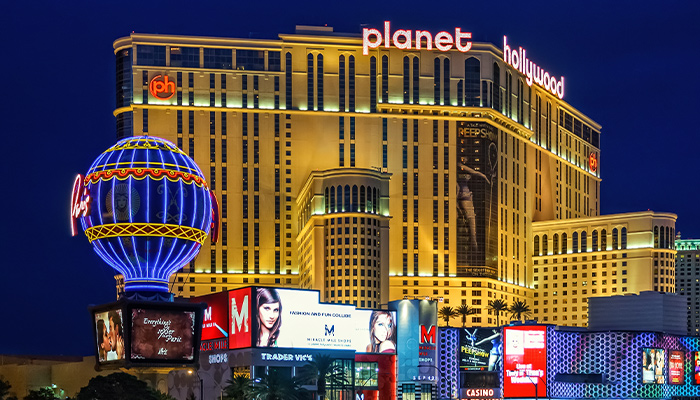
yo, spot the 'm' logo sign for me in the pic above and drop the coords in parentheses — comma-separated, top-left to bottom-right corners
(149, 75, 176, 100)
(420, 325, 435, 344)
(325, 324, 335, 336)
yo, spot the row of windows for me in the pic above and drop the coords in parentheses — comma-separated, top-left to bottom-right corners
(533, 228, 628, 256)
(136, 45, 281, 71)
(324, 185, 380, 214)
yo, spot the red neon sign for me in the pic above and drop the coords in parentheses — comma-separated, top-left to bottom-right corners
(70, 174, 90, 236)
(149, 75, 176, 100)
(589, 153, 598, 172)
(503, 325, 547, 398)
(420, 325, 436, 344)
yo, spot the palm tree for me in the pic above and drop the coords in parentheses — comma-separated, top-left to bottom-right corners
(301, 354, 348, 400)
(456, 304, 476, 327)
(488, 299, 508, 327)
(223, 372, 250, 400)
(508, 300, 532, 322)
(438, 306, 459, 327)
(247, 370, 308, 400)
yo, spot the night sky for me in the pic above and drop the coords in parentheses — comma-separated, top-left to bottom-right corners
(1, 0, 698, 356)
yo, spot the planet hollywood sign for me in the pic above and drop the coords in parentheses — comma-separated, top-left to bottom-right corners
(362, 21, 472, 55)
(503, 36, 564, 99)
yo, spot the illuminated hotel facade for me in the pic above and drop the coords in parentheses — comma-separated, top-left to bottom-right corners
(676, 237, 700, 335)
(112, 24, 602, 318)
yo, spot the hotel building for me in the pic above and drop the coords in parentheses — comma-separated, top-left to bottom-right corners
(531, 211, 677, 327)
(112, 24, 602, 318)
(675, 237, 700, 335)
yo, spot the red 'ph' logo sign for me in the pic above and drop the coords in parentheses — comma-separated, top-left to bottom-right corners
(589, 153, 598, 172)
(149, 75, 175, 100)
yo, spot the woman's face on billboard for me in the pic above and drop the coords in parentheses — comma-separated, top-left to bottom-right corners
(373, 313, 393, 342)
(101, 324, 111, 351)
(259, 302, 280, 330)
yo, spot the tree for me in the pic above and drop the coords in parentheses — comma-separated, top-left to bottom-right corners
(438, 306, 459, 327)
(508, 300, 532, 322)
(301, 355, 349, 400)
(0, 378, 11, 400)
(223, 372, 250, 400)
(247, 370, 308, 400)
(488, 299, 508, 327)
(456, 304, 476, 328)
(23, 388, 59, 400)
(75, 372, 165, 400)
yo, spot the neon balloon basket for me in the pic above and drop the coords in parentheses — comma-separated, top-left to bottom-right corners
(73, 136, 218, 300)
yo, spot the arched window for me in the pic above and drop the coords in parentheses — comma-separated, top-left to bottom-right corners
(601, 229, 607, 250)
(660, 226, 666, 249)
(654, 226, 659, 248)
(381, 55, 389, 103)
(492, 62, 501, 111)
(592, 230, 598, 252)
(465, 57, 480, 107)
(561, 233, 568, 254)
(403, 56, 410, 104)
(612, 228, 619, 250)
(572, 232, 579, 253)
(666, 226, 671, 249)
(325, 187, 329, 213)
(534, 235, 540, 256)
(360, 186, 366, 212)
(344, 184, 350, 212)
(351, 185, 358, 212)
(542, 234, 548, 255)
(621, 227, 627, 250)
(443, 58, 450, 105)
(553, 234, 559, 255)
(581, 231, 587, 252)
(434, 58, 441, 104)
(330, 186, 336, 213)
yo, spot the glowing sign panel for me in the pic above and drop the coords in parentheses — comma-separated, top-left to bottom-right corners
(363, 21, 472, 55)
(70, 174, 90, 236)
(149, 75, 176, 100)
(503, 325, 547, 398)
(589, 153, 598, 172)
(669, 350, 684, 385)
(503, 36, 564, 99)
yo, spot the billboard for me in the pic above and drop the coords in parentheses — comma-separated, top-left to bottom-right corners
(455, 121, 498, 278)
(229, 287, 252, 349)
(460, 328, 502, 371)
(642, 348, 665, 384)
(93, 308, 125, 364)
(669, 350, 684, 385)
(195, 292, 229, 341)
(130, 308, 196, 362)
(251, 288, 393, 352)
(503, 325, 547, 398)
(694, 352, 700, 385)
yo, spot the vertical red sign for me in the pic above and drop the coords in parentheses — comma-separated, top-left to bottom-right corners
(669, 350, 684, 385)
(194, 292, 229, 341)
(229, 288, 252, 349)
(503, 325, 547, 398)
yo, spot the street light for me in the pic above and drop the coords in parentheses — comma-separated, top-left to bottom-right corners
(188, 369, 224, 400)
(526, 375, 546, 400)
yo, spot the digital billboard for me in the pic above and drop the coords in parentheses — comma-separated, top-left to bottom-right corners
(503, 325, 546, 398)
(195, 292, 229, 341)
(460, 328, 502, 371)
(251, 288, 393, 352)
(455, 121, 498, 278)
(669, 350, 684, 385)
(93, 308, 125, 364)
(130, 308, 196, 363)
(642, 348, 665, 384)
(694, 352, 700, 385)
(229, 287, 252, 349)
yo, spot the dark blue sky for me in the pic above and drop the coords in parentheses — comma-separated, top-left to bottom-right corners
(1, 0, 698, 356)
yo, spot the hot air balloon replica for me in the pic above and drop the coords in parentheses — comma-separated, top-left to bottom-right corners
(72, 135, 219, 299)
(72, 136, 215, 369)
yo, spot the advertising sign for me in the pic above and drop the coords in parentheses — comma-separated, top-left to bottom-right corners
(93, 308, 125, 363)
(418, 300, 438, 380)
(252, 288, 356, 350)
(642, 348, 665, 384)
(456, 121, 498, 278)
(669, 350, 684, 385)
(229, 287, 252, 349)
(130, 308, 196, 362)
(355, 309, 397, 354)
(693, 352, 700, 385)
(503, 325, 547, 398)
(195, 292, 229, 341)
(460, 328, 502, 371)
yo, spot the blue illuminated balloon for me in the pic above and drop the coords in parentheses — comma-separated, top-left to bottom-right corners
(78, 136, 217, 294)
